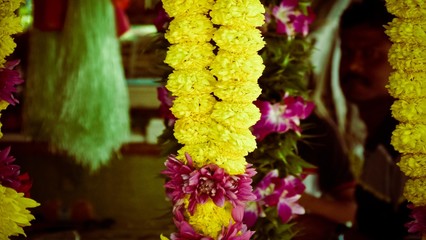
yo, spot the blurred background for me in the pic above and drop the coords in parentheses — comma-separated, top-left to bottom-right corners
(3, 0, 176, 239)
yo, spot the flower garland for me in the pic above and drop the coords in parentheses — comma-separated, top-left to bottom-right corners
(0, 0, 40, 237)
(385, 0, 426, 236)
(160, 0, 265, 238)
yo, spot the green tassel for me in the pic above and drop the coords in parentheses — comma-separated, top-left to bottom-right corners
(24, 0, 130, 170)
(23, 30, 62, 142)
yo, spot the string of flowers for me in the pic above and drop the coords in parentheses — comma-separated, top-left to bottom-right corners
(385, 0, 426, 237)
(160, 0, 265, 238)
(0, 0, 40, 238)
(155, 0, 316, 238)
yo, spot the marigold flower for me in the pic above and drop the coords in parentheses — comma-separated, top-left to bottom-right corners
(398, 154, 426, 178)
(392, 99, 426, 124)
(213, 26, 265, 54)
(166, 69, 216, 97)
(404, 178, 426, 206)
(387, 71, 426, 99)
(166, 15, 216, 44)
(210, 0, 265, 27)
(165, 43, 216, 70)
(210, 50, 265, 83)
(211, 102, 261, 129)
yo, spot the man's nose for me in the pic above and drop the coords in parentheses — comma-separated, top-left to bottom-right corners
(347, 51, 364, 73)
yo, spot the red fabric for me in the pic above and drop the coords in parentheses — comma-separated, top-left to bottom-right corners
(33, 0, 68, 31)
(114, 6, 130, 37)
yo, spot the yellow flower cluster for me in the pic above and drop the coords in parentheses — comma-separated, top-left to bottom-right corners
(388, 71, 426, 99)
(386, 0, 426, 208)
(404, 178, 426, 206)
(0, 0, 23, 67)
(386, 0, 426, 21)
(398, 154, 426, 178)
(392, 98, 426, 124)
(187, 199, 233, 237)
(0, 185, 40, 239)
(163, 0, 265, 237)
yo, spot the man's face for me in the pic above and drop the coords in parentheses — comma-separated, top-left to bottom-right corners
(339, 25, 392, 103)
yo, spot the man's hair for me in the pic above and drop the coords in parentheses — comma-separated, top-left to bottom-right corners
(340, 0, 394, 30)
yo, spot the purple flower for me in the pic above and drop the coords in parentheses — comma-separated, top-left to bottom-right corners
(163, 153, 257, 217)
(217, 222, 254, 240)
(252, 94, 314, 141)
(272, 0, 315, 37)
(0, 146, 32, 197)
(162, 154, 195, 203)
(153, 2, 171, 33)
(157, 86, 176, 126)
(406, 204, 426, 234)
(0, 60, 24, 105)
(244, 170, 306, 226)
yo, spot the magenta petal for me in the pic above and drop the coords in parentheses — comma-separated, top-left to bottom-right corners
(232, 205, 245, 223)
(277, 199, 293, 223)
(280, 0, 299, 8)
(275, 21, 290, 35)
(212, 193, 225, 207)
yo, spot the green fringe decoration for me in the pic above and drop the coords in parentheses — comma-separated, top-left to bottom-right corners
(23, 0, 130, 170)
(24, 30, 62, 142)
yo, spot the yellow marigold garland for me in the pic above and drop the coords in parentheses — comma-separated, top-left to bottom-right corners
(0, 0, 24, 67)
(162, 0, 265, 237)
(385, 0, 426, 221)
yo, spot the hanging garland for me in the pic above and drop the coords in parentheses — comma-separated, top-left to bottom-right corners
(385, 0, 426, 236)
(0, 0, 39, 237)
(156, 0, 316, 238)
(160, 0, 265, 238)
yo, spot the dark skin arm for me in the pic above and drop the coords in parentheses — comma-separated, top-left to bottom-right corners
(298, 186, 357, 224)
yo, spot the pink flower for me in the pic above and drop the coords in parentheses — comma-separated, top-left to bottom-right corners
(162, 154, 195, 203)
(252, 94, 314, 141)
(0, 146, 32, 197)
(0, 60, 24, 105)
(244, 170, 306, 226)
(217, 222, 254, 240)
(272, 0, 315, 37)
(157, 86, 176, 126)
(406, 204, 426, 234)
(170, 201, 213, 240)
(163, 154, 257, 216)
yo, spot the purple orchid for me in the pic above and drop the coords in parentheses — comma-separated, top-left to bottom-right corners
(163, 153, 257, 216)
(252, 94, 314, 141)
(244, 170, 306, 226)
(0, 60, 24, 105)
(0, 146, 32, 197)
(406, 204, 426, 234)
(272, 0, 315, 37)
(157, 86, 176, 126)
